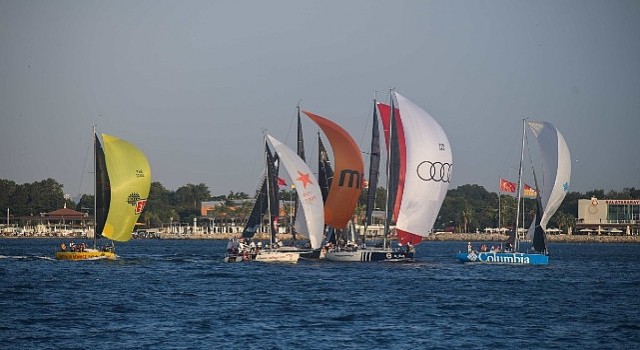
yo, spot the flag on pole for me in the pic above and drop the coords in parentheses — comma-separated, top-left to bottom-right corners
(277, 177, 287, 187)
(499, 178, 516, 193)
(523, 184, 537, 198)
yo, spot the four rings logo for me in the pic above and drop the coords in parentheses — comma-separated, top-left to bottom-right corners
(417, 161, 452, 183)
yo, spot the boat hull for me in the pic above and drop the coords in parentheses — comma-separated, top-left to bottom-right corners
(55, 250, 117, 261)
(255, 251, 300, 264)
(224, 254, 251, 263)
(456, 251, 549, 265)
(323, 248, 413, 262)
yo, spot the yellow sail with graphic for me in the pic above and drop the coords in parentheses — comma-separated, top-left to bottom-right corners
(100, 134, 151, 242)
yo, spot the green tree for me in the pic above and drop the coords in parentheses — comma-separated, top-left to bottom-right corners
(144, 182, 178, 224)
(175, 183, 211, 209)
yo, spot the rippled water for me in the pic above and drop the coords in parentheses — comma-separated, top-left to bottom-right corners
(1, 238, 639, 349)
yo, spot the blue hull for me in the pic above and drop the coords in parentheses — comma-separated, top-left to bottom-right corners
(456, 251, 549, 265)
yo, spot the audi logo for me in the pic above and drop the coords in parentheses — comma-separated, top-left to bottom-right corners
(416, 161, 452, 182)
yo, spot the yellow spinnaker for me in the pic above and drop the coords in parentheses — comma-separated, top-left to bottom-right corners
(101, 134, 151, 242)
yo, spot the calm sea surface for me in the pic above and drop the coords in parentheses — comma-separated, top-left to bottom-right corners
(1, 238, 639, 349)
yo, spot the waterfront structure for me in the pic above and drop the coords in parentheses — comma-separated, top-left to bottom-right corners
(576, 197, 639, 235)
(0, 205, 93, 237)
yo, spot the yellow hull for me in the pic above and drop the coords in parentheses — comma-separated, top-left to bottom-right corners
(55, 250, 117, 261)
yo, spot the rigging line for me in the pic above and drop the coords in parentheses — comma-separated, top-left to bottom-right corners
(357, 97, 373, 152)
(77, 127, 93, 197)
(525, 125, 539, 192)
(500, 122, 523, 181)
(283, 100, 302, 145)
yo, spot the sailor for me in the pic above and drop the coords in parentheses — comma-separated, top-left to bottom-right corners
(60, 242, 67, 252)
(406, 242, 414, 254)
(467, 241, 472, 253)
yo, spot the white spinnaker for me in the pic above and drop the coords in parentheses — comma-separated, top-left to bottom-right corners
(527, 121, 571, 231)
(394, 92, 452, 237)
(267, 135, 324, 249)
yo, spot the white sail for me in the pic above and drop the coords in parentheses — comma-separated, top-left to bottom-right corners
(527, 121, 571, 231)
(267, 135, 324, 249)
(394, 92, 452, 237)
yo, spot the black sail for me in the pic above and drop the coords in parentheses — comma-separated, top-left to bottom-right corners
(267, 146, 280, 242)
(241, 143, 278, 239)
(290, 107, 306, 237)
(318, 134, 334, 204)
(94, 133, 110, 237)
(386, 97, 400, 226)
(530, 167, 547, 253)
(365, 101, 381, 225)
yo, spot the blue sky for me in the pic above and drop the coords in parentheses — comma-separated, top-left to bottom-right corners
(1, 0, 639, 197)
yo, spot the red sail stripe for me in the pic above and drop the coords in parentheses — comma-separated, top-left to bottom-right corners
(377, 103, 406, 224)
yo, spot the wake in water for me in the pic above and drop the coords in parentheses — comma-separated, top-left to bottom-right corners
(0, 255, 56, 261)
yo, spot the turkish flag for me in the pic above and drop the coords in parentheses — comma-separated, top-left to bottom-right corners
(500, 178, 516, 193)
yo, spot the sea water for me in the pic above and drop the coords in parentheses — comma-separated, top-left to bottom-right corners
(1, 239, 638, 349)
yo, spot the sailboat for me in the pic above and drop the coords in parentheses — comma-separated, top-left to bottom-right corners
(372, 91, 452, 260)
(319, 91, 451, 262)
(224, 140, 281, 262)
(456, 119, 571, 265)
(224, 134, 323, 263)
(300, 111, 365, 260)
(56, 128, 151, 260)
(267, 134, 324, 253)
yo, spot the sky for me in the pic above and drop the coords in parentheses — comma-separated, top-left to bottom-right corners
(1, 0, 639, 199)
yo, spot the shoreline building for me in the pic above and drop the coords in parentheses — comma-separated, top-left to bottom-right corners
(576, 197, 639, 235)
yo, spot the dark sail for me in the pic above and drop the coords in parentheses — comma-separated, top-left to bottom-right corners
(531, 196, 547, 253)
(506, 220, 517, 247)
(530, 167, 547, 253)
(386, 98, 400, 227)
(267, 145, 280, 243)
(241, 143, 278, 239)
(242, 179, 267, 238)
(297, 106, 306, 161)
(318, 133, 334, 203)
(290, 106, 305, 238)
(318, 133, 335, 243)
(94, 133, 110, 238)
(365, 101, 381, 225)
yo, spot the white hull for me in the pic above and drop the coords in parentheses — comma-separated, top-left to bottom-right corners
(254, 250, 300, 264)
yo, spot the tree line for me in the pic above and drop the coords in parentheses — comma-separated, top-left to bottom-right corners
(1, 178, 638, 232)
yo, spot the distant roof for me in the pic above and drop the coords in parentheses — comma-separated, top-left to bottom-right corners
(46, 207, 86, 218)
(202, 201, 224, 207)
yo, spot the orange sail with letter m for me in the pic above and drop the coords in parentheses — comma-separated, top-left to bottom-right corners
(303, 111, 364, 229)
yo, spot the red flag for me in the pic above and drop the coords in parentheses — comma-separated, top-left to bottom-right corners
(523, 184, 537, 198)
(277, 177, 287, 187)
(500, 178, 516, 193)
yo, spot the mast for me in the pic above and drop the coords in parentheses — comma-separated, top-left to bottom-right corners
(364, 95, 381, 241)
(291, 102, 305, 239)
(93, 125, 98, 249)
(497, 179, 501, 231)
(297, 103, 306, 162)
(513, 118, 526, 252)
(383, 90, 396, 249)
(264, 137, 273, 246)
(317, 133, 333, 203)
(317, 132, 335, 243)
